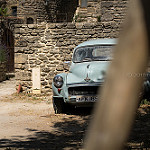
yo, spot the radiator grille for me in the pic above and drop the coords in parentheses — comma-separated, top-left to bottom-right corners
(68, 86, 99, 96)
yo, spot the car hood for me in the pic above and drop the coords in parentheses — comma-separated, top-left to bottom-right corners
(67, 61, 110, 85)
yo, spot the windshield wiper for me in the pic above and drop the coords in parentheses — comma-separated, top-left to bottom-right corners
(82, 58, 93, 62)
(74, 61, 82, 63)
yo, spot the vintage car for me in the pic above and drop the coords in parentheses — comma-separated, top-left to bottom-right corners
(52, 38, 116, 114)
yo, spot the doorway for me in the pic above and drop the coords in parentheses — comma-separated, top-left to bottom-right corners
(2, 28, 14, 73)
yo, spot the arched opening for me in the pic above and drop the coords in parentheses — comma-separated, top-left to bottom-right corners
(45, 0, 78, 22)
(27, 17, 34, 24)
(56, 0, 78, 22)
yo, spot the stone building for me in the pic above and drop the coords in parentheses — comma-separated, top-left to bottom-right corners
(9, 0, 101, 23)
(1, 0, 101, 24)
(0, 0, 128, 94)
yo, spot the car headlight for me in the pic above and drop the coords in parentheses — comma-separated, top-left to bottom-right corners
(53, 75, 63, 88)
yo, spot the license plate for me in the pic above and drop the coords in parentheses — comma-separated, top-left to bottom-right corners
(76, 96, 97, 102)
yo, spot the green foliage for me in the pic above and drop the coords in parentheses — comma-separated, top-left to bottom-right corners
(97, 15, 101, 22)
(73, 15, 87, 22)
(0, 7, 8, 16)
(73, 15, 79, 22)
(140, 99, 150, 105)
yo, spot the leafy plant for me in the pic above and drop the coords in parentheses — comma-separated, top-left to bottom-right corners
(140, 99, 150, 105)
(0, 7, 8, 16)
(74, 15, 79, 22)
(97, 15, 101, 22)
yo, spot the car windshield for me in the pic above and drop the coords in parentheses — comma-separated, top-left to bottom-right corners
(73, 45, 114, 63)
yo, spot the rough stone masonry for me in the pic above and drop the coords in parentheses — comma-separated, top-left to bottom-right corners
(14, 0, 128, 95)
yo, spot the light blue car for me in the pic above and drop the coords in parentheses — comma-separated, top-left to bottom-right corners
(52, 38, 117, 114)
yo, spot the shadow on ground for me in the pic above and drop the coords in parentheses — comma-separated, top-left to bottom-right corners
(0, 109, 91, 150)
(126, 106, 150, 149)
(1, 107, 150, 150)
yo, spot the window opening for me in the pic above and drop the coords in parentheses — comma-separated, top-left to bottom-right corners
(27, 17, 34, 24)
(11, 6, 17, 16)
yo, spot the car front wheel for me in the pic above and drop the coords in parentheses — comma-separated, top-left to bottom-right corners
(52, 98, 66, 114)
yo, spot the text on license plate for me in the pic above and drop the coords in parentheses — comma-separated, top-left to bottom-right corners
(76, 96, 97, 102)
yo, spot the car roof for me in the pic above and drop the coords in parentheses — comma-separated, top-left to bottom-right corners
(75, 38, 117, 49)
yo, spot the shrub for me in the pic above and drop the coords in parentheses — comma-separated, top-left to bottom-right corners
(0, 7, 8, 16)
(73, 15, 79, 22)
(97, 15, 101, 22)
(140, 99, 150, 105)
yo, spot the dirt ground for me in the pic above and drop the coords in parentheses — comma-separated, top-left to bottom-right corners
(0, 94, 90, 150)
(0, 78, 150, 150)
(0, 77, 16, 99)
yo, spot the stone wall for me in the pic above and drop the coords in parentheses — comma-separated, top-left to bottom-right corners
(101, 0, 128, 31)
(14, 21, 121, 94)
(17, 0, 101, 23)
(74, 0, 101, 23)
(0, 62, 6, 82)
(14, 0, 129, 94)
(17, 0, 78, 23)
(17, 0, 48, 24)
(74, 0, 128, 23)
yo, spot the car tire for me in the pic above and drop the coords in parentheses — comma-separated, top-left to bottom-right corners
(52, 98, 66, 114)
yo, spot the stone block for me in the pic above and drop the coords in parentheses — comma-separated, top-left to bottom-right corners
(56, 23, 66, 29)
(15, 47, 27, 53)
(37, 24, 46, 28)
(28, 24, 37, 29)
(67, 23, 76, 29)
(15, 37, 28, 46)
(15, 54, 28, 64)
(38, 53, 48, 60)
(16, 71, 31, 81)
(33, 89, 41, 94)
(15, 64, 23, 69)
(48, 23, 56, 29)
(56, 64, 64, 71)
(42, 67, 50, 72)
(35, 60, 42, 65)
(102, 13, 113, 21)
(76, 23, 84, 29)
(67, 29, 76, 34)
(41, 81, 48, 86)
(102, 2, 113, 8)
(15, 28, 21, 34)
